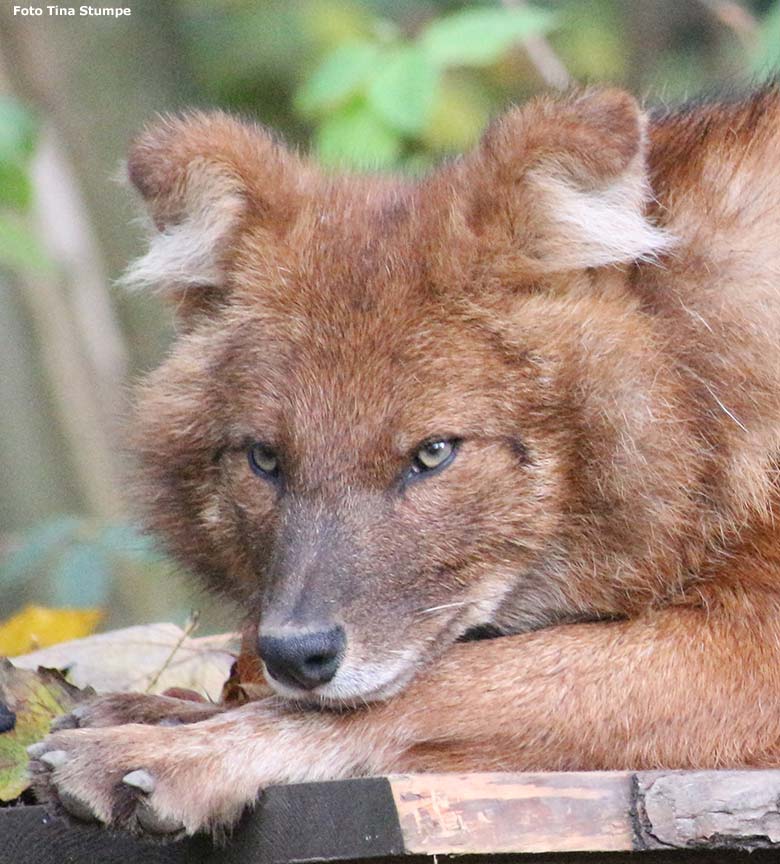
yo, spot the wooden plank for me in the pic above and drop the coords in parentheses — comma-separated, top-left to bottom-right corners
(6, 770, 780, 862)
(389, 771, 635, 855)
(635, 770, 780, 851)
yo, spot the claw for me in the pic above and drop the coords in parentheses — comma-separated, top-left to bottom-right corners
(40, 749, 69, 770)
(136, 803, 185, 835)
(59, 789, 100, 823)
(122, 769, 156, 794)
(26, 742, 47, 758)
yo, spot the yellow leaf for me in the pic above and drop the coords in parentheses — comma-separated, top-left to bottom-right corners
(0, 605, 102, 656)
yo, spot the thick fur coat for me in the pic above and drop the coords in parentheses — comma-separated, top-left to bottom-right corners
(29, 84, 780, 837)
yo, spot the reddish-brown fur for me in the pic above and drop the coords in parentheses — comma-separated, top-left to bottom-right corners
(30, 85, 780, 837)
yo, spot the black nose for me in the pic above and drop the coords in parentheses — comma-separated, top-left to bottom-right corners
(258, 626, 346, 690)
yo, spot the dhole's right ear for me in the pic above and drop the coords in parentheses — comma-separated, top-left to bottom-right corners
(431, 88, 672, 276)
(122, 112, 309, 314)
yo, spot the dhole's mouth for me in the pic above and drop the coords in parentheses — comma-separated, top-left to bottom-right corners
(257, 584, 511, 705)
(261, 654, 419, 706)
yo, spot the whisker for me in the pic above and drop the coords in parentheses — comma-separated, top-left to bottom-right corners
(416, 600, 473, 616)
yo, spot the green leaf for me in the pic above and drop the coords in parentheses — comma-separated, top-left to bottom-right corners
(51, 544, 111, 608)
(299, 0, 374, 49)
(0, 161, 32, 211)
(296, 41, 378, 115)
(0, 661, 93, 801)
(0, 211, 53, 275)
(420, 6, 556, 68)
(367, 47, 439, 134)
(315, 103, 402, 168)
(421, 76, 490, 152)
(0, 97, 37, 164)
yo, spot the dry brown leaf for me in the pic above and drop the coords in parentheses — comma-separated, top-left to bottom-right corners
(12, 623, 239, 701)
(221, 619, 272, 706)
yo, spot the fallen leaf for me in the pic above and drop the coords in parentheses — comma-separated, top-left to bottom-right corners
(12, 623, 238, 700)
(221, 620, 272, 706)
(0, 605, 102, 656)
(0, 660, 94, 801)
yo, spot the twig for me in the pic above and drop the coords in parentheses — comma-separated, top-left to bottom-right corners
(144, 611, 201, 694)
(501, 0, 571, 90)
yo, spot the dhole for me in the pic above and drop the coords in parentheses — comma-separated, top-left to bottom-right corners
(29, 84, 780, 837)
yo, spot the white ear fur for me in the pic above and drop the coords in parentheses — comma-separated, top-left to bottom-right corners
(528, 153, 674, 271)
(120, 163, 245, 293)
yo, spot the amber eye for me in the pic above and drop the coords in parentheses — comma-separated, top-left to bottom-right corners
(411, 439, 458, 475)
(248, 443, 279, 478)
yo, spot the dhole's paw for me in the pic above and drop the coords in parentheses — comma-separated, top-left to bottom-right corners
(51, 692, 224, 731)
(28, 724, 251, 837)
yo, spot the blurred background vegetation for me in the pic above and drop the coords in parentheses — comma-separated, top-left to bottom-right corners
(0, 0, 779, 639)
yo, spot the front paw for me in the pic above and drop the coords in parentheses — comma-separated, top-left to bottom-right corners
(28, 724, 250, 837)
(52, 692, 224, 731)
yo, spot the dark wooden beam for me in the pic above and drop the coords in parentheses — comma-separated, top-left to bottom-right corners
(4, 770, 780, 863)
(0, 804, 208, 863)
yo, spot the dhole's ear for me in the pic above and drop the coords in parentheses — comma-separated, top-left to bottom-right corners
(122, 111, 309, 306)
(453, 89, 672, 272)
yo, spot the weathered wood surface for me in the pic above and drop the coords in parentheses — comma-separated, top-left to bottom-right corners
(391, 771, 634, 854)
(635, 770, 780, 850)
(390, 770, 780, 855)
(4, 770, 780, 863)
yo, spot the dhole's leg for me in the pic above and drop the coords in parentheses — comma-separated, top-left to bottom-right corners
(51, 692, 226, 731)
(28, 582, 780, 836)
(390, 596, 780, 773)
(52, 625, 263, 730)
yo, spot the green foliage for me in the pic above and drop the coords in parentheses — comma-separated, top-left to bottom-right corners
(296, 41, 379, 114)
(295, 3, 555, 168)
(420, 5, 555, 67)
(368, 47, 439, 134)
(0, 97, 51, 275)
(0, 212, 52, 275)
(0, 163, 32, 212)
(0, 100, 34, 147)
(161, 0, 780, 172)
(315, 102, 402, 167)
(552, 1, 625, 82)
(0, 97, 36, 182)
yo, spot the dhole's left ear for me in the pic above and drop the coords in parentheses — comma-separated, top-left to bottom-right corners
(122, 111, 310, 305)
(449, 88, 672, 272)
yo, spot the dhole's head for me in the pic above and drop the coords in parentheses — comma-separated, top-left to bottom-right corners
(127, 90, 685, 704)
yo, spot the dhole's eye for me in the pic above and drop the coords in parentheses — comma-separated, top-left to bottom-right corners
(247, 443, 279, 478)
(410, 439, 458, 477)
